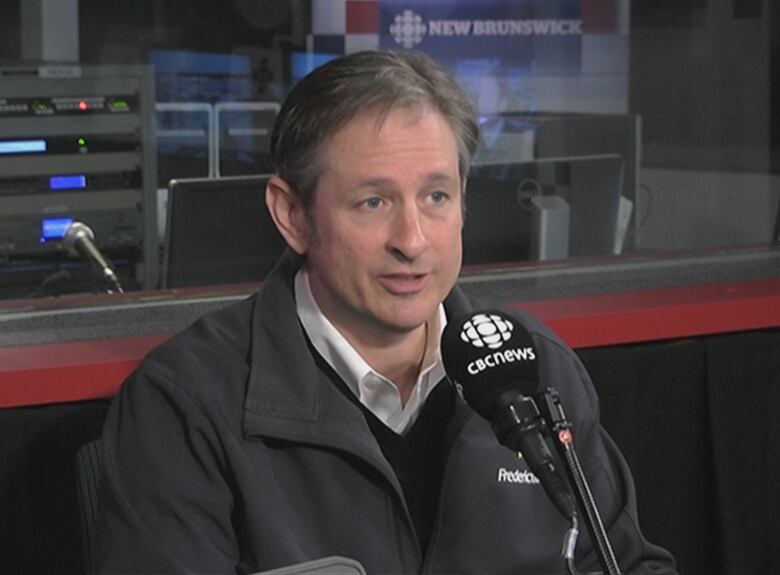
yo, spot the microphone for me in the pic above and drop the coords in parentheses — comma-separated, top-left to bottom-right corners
(63, 221, 124, 293)
(441, 309, 576, 522)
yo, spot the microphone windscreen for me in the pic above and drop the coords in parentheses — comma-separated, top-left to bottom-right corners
(441, 309, 540, 420)
(63, 221, 95, 252)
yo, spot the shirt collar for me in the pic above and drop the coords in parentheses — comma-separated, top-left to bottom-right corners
(294, 268, 447, 434)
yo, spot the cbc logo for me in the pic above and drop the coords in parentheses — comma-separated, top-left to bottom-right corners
(460, 313, 513, 350)
(389, 10, 427, 49)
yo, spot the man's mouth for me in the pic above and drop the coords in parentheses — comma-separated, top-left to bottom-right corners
(378, 272, 430, 295)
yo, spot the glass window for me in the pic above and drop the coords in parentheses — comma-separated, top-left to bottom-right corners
(0, 0, 777, 303)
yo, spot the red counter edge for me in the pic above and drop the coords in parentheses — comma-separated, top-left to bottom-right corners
(2, 277, 780, 408)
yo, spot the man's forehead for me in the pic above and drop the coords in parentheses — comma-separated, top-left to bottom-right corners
(329, 102, 441, 142)
(305, 103, 461, 202)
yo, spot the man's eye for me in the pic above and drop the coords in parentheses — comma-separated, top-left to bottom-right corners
(430, 191, 448, 203)
(362, 197, 383, 210)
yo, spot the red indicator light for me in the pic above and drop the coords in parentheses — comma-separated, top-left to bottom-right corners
(78, 100, 88, 111)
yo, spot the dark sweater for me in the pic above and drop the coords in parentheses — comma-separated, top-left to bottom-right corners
(308, 335, 455, 554)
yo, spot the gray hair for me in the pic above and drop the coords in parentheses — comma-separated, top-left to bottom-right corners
(270, 50, 479, 211)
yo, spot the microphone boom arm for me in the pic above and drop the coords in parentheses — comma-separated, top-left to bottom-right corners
(538, 388, 623, 575)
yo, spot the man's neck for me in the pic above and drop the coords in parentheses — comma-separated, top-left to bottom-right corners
(296, 268, 440, 405)
(354, 320, 431, 405)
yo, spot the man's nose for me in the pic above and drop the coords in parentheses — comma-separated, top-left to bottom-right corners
(388, 203, 429, 261)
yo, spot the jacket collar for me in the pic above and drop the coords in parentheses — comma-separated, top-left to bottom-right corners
(242, 250, 475, 455)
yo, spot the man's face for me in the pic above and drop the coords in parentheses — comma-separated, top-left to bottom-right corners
(301, 105, 464, 343)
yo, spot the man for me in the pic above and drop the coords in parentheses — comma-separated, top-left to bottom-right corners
(95, 51, 677, 574)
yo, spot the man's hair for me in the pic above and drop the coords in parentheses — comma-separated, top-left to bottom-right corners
(270, 50, 479, 210)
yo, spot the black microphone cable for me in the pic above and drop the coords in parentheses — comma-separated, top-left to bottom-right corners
(25, 269, 73, 298)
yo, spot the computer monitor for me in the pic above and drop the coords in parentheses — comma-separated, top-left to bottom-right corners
(162, 175, 287, 288)
(215, 102, 279, 177)
(463, 155, 624, 264)
(155, 103, 213, 188)
(149, 49, 255, 103)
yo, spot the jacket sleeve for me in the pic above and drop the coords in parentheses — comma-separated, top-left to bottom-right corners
(534, 332, 679, 574)
(94, 362, 240, 574)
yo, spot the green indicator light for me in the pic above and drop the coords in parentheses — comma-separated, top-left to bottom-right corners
(77, 138, 86, 146)
(110, 100, 130, 111)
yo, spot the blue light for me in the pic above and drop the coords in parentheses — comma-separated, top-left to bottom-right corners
(49, 175, 87, 190)
(41, 217, 74, 241)
(0, 139, 47, 154)
(290, 52, 338, 83)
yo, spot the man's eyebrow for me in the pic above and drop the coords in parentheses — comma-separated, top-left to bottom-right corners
(356, 172, 459, 189)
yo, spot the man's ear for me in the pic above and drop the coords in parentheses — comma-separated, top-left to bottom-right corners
(265, 175, 311, 255)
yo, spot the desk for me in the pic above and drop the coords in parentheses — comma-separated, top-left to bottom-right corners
(2, 277, 780, 408)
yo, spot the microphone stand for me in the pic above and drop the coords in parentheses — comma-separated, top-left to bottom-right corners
(537, 388, 623, 575)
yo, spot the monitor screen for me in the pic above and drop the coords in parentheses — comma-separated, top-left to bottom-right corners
(216, 105, 279, 177)
(163, 175, 287, 288)
(150, 49, 256, 187)
(149, 49, 255, 103)
(155, 106, 212, 188)
(464, 154, 624, 264)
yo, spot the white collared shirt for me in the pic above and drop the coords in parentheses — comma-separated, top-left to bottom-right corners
(295, 268, 447, 435)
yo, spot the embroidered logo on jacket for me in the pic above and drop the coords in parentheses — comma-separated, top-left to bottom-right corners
(497, 467, 540, 485)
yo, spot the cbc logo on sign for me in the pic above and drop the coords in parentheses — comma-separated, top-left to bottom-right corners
(389, 10, 427, 49)
(460, 313, 513, 350)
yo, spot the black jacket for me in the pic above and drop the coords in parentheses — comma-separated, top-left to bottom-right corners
(95, 252, 677, 574)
